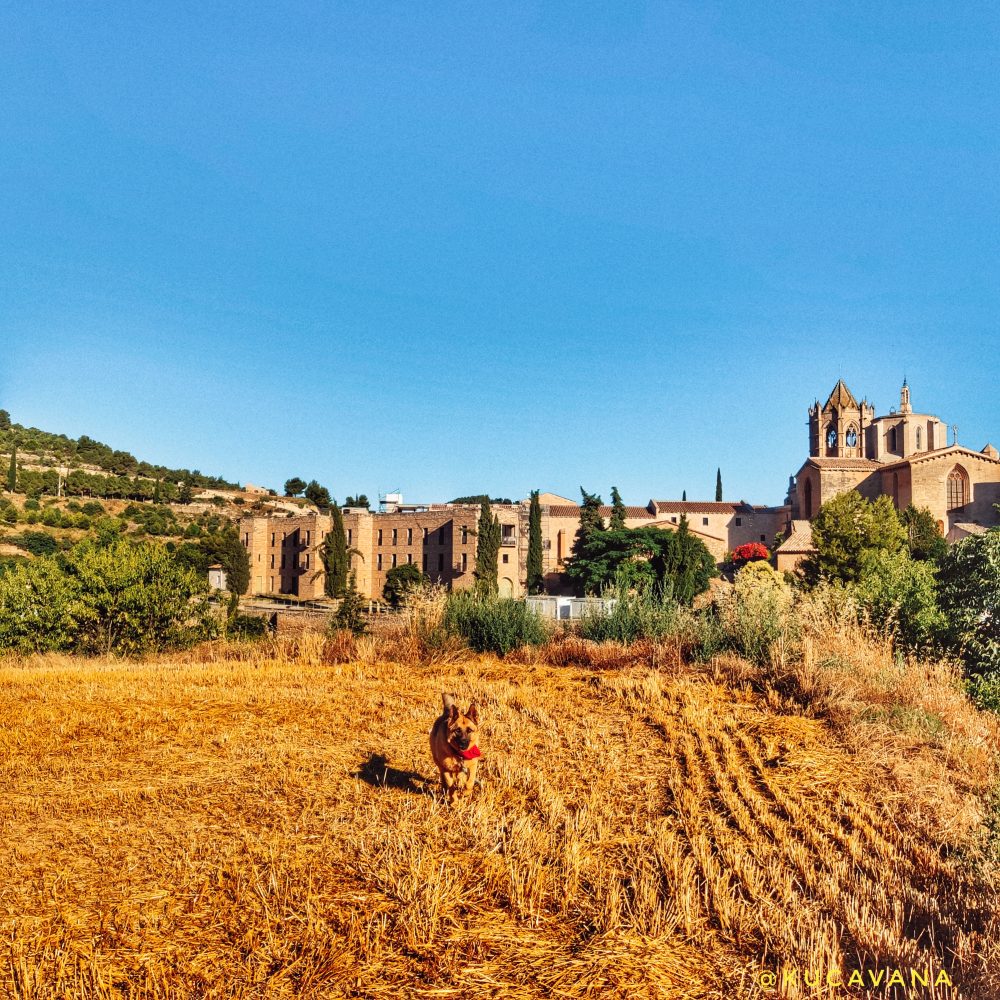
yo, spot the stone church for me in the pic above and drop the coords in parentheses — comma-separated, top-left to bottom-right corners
(782, 380, 1000, 564)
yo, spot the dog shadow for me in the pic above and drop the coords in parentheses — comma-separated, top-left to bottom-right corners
(354, 753, 433, 795)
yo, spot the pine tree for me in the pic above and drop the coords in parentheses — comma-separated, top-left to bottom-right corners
(715, 468, 723, 502)
(568, 489, 604, 592)
(320, 501, 351, 597)
(6, 444, 16, 493)
(474, 499, 500, 596)
(527, 489, 544, 594)
(609, 486, 626, 530)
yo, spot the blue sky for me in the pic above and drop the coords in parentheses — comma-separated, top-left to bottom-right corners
(2, 2, 998, 506)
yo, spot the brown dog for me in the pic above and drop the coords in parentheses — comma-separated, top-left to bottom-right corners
(429, 693, 482, 802)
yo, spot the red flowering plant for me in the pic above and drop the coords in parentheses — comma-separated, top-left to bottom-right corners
(731, 542, 770, 566)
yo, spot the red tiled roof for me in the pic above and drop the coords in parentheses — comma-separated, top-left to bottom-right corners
(546, 504, 653, 519)
(653, 501, 751, 514)
(805, 457, 881, 470)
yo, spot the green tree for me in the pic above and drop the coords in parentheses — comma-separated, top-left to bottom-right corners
(474, 499, 501, 596)
(937, 530, 1000, 675)
(383, 563, 427, 607)
(802, 492, 906, 586)
(852, 549, 945, 651)
(715, 468, 723, 502)
(900, 504, 948, 563)
(284, 477, 307, 497)
(660, 515, 718, 605)
(345, 494, 370, 509)
(0, 409, 10, 431)
(569, 488, 604, 585)
(320, 502, 352, 597)
(304, 480, 331, 508)
(178, 480, 194, 504)
(565, 521, 716, 603)
(0, 557, 84, 653)
(7, 444, 16, 493)
(682, 490, 687, 502)
(217, 525, 250, 595)
(609, 486, 627, 530)
(527, 489, 544, 594)
(332, 571, 367, 635)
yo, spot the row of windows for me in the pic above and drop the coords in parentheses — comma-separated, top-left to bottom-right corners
(376, 552, 462, 572)
(375, 525, 470, 546)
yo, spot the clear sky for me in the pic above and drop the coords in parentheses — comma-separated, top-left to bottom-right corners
(2, 2, 998, 506)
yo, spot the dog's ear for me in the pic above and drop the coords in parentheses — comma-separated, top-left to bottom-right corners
(467, 701, 480, 724)
(442, 692, 459, 720)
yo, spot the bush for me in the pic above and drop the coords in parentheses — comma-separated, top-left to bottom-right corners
(7, 530, 59, 556)
(850, 548, 945, 652)
(443, 592, 547, 656)
(578, 587, 680, 644)
(226, 613, 268, 641)
(718, 561, 798, 666)
(61, 539, 215, 656)
(383, 563, 428, 607)
(938, 531, 1000, 675)
(0, 539, 216, 657)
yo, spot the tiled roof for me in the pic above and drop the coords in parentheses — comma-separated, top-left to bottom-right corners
(823, 379, 860, 411)
(880, 445, 1000, 470)
(805, 457, 881, 470)
(546, 504, 654, 519)
(653, 501, 753, 514)
(776, 520, 814, 554)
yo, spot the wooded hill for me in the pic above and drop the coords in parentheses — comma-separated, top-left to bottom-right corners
(0, 407, 242, 500)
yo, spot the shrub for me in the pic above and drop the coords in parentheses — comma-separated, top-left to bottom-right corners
(8, 530, 59, 556)
(330, 572, 367, 636)
(443, 592, 547, 656)
(81, 501, 104, 517)
(578, 587, 680, 644)
(226, 613, 268, 641)
(383, 563, 428, 607)
(54, 539, 215, 656)
(937, 530, 1000, 675)
(718, 561, 798, 666)
(0, 558, 84, 652)
(850, 548, 945, 652)
(731, 542, 769, 566)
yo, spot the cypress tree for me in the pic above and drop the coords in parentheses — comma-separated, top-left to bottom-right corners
(6, 444, 15, 493)
(715, 468, 723, 502)
(527, 490, 544, 594)
(321, 501, 350, 597)
(682, 489, 687, 502)
(474, 499, 500, 596)
(609, 486, 626, 530)
(220, 525, 251, 595)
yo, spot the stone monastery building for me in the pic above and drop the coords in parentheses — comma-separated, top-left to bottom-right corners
(239, 379, 1000, 599)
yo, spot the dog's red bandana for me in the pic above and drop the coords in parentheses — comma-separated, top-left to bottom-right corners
(455, 745, 481, 760)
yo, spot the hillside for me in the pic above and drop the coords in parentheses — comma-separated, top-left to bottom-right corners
(0, 409, 324, 575)
(0, 408, 242, 494)
(2, 614, 998, 998)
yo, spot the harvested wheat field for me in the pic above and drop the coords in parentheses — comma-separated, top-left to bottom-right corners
(2, 629, 999, 999)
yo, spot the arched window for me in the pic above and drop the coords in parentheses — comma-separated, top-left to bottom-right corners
(947, 466, 969, 510)
(916, 426, 922, 451)
(803, 478, 814, 519)
(825, 424, 837, 455)
(888, 426, 897, 453)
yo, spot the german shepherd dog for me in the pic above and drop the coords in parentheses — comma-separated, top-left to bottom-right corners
(429, 693, 482, 802)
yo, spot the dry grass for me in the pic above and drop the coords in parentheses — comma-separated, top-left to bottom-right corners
(1, 622, 998, 998)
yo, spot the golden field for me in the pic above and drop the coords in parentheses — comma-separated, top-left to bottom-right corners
(2, 616, 999, 999)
